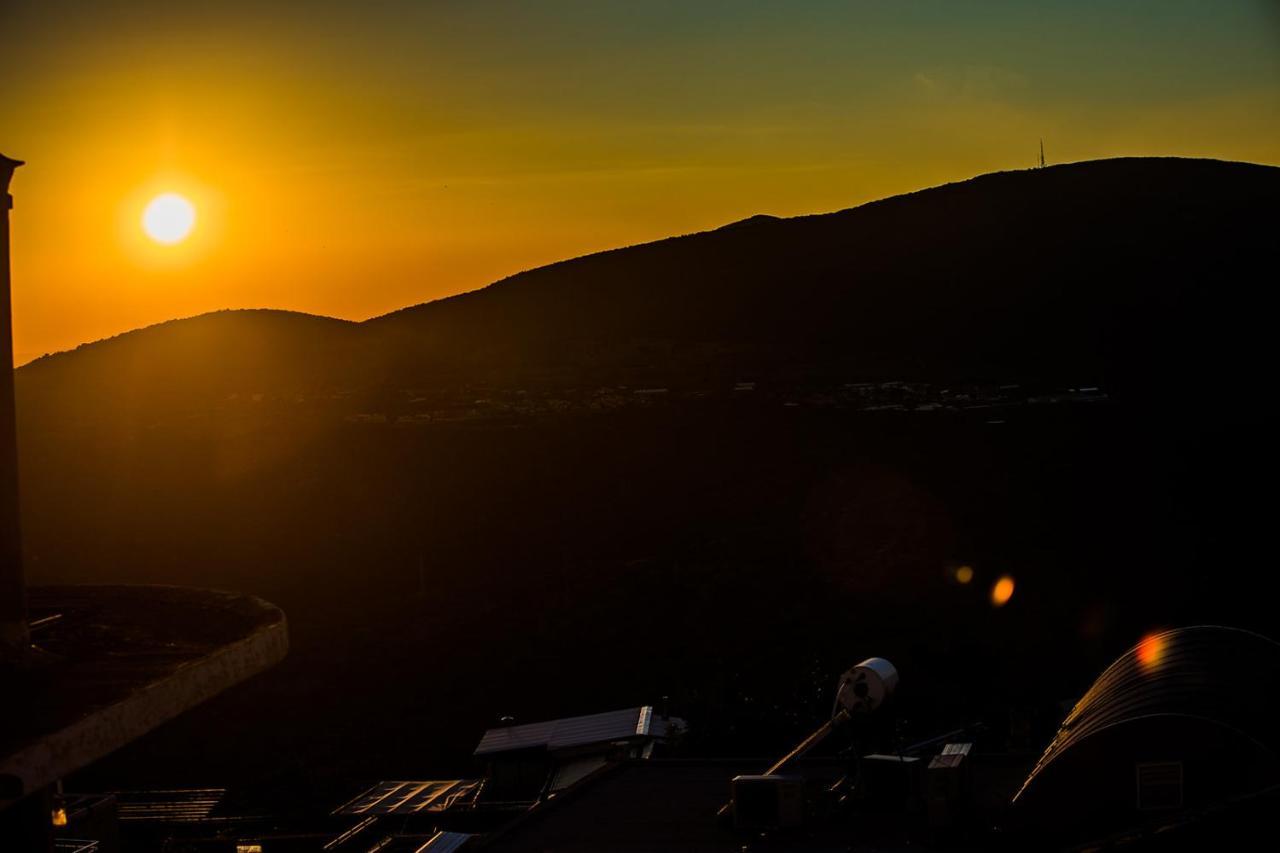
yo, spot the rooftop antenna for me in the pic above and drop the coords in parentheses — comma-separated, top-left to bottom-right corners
(1039, 139, 1046, 169)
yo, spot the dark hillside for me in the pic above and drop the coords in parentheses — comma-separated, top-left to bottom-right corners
(365, 158, 1280, 393)
(17, 310, 359, 427)
(19, 158, 1280, 410)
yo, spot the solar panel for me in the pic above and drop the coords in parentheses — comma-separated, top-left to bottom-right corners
(549, 756, 610, 792)
(53, 841, 98, 853)
(474, 706, 660, 755)
(334, 780, 485, 816)
(110, 788, 225, 822)
(415, 831, 474, 852)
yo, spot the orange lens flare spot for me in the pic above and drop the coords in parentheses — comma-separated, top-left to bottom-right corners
(990, 575, 1015, 607)
(954, 565, 974, 584)
(1137, 632, 1167, 670)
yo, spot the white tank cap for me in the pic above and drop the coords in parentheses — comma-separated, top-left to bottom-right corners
(836, 657, 899, 714)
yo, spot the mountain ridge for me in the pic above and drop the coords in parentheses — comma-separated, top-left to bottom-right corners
(17, 157, 1280, 407)
(22, 156, 1278, 361)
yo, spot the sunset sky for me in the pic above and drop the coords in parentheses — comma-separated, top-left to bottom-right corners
(3, 1, 1278, 363)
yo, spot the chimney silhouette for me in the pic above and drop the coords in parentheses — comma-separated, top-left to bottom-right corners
(1, 153, 28, 662)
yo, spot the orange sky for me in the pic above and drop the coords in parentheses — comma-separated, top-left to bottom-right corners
(3, 1, 1278, 364)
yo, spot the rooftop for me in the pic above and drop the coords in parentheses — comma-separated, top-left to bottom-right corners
(477, 756, 1032, 852)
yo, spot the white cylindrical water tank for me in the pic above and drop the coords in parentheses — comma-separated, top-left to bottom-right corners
(837, 657, 899, 714)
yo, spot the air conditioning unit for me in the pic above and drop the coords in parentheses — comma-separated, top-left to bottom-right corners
(730, 775, 805, 831)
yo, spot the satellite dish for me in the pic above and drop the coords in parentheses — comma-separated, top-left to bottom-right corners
(836, 657, 899, 714)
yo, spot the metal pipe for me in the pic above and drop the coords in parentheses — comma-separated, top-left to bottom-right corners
(716, 708, 851, 819)
(899, 724, 982, 756)
(761, 708, 851, 777)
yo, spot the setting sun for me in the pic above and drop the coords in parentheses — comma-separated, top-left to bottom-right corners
(142, 193, 196, 245)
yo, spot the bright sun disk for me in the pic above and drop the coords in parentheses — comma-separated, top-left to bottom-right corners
(142, 193, 196, 244)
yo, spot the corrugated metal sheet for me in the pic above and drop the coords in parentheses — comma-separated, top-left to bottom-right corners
(1014, 625, 1280, 805)
(474, 707, 656, 756)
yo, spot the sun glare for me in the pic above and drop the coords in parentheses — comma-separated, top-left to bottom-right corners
(1136, 632, 1167, 671)
(142, 193, 196, 244)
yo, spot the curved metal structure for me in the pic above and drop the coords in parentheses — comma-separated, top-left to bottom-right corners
(1013, 625, 1280, 826)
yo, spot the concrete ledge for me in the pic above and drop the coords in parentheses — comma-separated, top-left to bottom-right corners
(0, 585, 288, 805)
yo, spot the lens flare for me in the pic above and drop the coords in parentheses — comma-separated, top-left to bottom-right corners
(991, 575, 1015, 607)
(954, 565, 974, 584)
(1136, 632, 1167, 670)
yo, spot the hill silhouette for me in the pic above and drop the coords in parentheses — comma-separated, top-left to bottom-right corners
(18, 310, 357, 410)
(18, 157, 1280, 408)
(364, 156, 1279, 390)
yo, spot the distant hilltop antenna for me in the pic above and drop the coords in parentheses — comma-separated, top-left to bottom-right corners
(1039, 139, 1046, 169)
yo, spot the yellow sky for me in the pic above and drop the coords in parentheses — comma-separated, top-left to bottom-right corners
(3, 2, 1278, 363)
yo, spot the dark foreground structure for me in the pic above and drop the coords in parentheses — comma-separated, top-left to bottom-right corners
(86, 631, 1280, 851)
(443, 632, 1280, 852)
(1012, 625, 1280, 846)
(1, 153, 27, 660)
